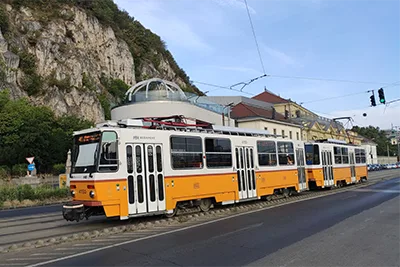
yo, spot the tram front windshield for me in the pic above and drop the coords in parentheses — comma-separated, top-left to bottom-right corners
(71, 131, 101, 174)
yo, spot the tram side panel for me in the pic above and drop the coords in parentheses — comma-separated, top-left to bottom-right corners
(163, 132, 240, 211)
(256, 169, 299, 196)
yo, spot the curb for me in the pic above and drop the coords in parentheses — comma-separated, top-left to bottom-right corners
(1, 175, 397, 254)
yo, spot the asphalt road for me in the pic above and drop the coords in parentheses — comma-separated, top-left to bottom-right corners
(33, 177, 399, 267)
(0, 204, 61, 219)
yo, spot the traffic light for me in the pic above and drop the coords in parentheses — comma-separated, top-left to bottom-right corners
(378, 88, 385, 104)
(370, 93, 376, 106)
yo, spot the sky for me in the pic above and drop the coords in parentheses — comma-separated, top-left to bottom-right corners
(114, 0, 400, 130)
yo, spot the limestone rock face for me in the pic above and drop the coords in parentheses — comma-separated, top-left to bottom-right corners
(0, 3, 196, 123)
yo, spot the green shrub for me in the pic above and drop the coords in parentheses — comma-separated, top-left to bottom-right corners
(0, 165, 10, 180)
(98, 93, 111, 120)
(0, 184, 69, 202)
(52, 163, 65, 175)
(11, 163, 27, 177)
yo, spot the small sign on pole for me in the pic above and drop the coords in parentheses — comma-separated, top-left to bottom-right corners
(26, 157, 35, 164)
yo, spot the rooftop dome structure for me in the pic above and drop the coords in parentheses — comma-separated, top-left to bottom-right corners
(125, 78, 188, 103)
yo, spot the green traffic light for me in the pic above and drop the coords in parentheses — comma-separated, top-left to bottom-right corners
(380, 99, 385, 103)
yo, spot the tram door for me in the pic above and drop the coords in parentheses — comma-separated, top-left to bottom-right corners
(296, 148, 307, 191)
(349, 152, 356, 183)
(235, 146, 257, 200)
(126, 144, 166, 215)
(321, 150, 334, 187)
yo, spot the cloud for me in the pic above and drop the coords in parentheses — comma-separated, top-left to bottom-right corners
(115, 0, 211, 51)
(263, 45, 298, 66)
(329, 104, 400, 129)
(213, 0, 256, 14)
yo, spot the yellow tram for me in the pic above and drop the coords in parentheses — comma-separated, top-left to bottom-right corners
(62, 116, 367, 222)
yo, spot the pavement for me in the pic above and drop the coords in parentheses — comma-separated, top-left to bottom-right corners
(0, 176, 398, 267)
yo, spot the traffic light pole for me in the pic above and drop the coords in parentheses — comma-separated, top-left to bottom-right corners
(392, 124, 400, 162)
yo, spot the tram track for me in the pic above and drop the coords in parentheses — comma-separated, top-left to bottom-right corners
(0, 169, 398, 253)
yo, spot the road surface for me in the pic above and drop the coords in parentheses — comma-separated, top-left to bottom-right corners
(1, 176, 398, 267)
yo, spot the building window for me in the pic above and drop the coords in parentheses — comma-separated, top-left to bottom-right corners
(282, 130, 285, 138)
(257, 141, 277, 166)
(289, 131, 292, 139)
(205, 138, 232, 168)
(273, 129, 277, 135)
(264, 127, 268, 131)
(277, 141, 295, 165)
(296, 132, 299, 140)
(170, 136, 203, 169)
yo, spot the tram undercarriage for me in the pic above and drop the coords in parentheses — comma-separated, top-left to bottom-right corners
(62, 202, 105, 222)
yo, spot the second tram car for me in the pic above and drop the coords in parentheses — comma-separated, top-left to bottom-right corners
(305, 139, 368, 189)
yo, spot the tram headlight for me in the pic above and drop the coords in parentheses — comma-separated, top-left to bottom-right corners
(89, 190, 95, 198)
(70, 190, 75, 197)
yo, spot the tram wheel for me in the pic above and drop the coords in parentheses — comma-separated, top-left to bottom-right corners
(283, 188, 290, 198)
(165, 208, 177, 218)
(199, 198, 212, 212)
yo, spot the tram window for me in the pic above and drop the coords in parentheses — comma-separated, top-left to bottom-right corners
(156, 146, 162, 172)
(148, 146, 154, 172)
(355, 149, 366, 163)
(360, 149, 366, 163)
(257, 141, 277, 166)
(205, 138, 232, 168)
(305, 144, 320, 165)
(334, 146, 342, 164)
(158, 174, 164, 201)
(277, 141, 295, 165)
(136, 146, 142, 173)
(98, 131, 118, 172)
(171, 136, 203, 169)
(126, 146, 133, 174)
(342, 147, 349, 164)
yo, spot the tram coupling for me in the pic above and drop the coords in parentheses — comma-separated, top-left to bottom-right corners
(62, 202, 86, 222)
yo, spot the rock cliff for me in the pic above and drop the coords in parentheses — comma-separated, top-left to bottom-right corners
(0, 0, 201, 123)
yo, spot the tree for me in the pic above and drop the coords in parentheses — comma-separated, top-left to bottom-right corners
(351, 126, 396, 156)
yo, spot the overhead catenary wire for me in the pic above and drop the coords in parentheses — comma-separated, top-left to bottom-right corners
(299, 90, 370, 105)
(244, 0, 266, 75)
(191, 80, 255, 96)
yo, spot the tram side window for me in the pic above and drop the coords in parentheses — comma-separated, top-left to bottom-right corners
(334, 146, 342, 164)
(257, 141, 277, 166)
(205, 138, 232, 168)
(277, 141, 295, 165)
(355, 149, 366, 163)
(99, 131, 118, 172)
(342, 147, 349, 164)
(360, 149, 366, 163)
(305, 144, 320, 165)
(170, 136, 203, 169)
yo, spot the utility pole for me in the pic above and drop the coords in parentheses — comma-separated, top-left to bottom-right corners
(392, 125, 400, 162)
